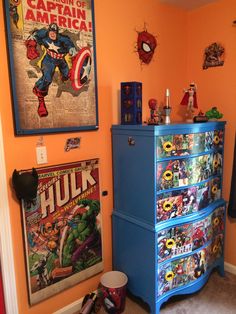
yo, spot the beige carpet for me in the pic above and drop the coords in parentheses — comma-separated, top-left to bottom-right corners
(98, 271, 236, 314)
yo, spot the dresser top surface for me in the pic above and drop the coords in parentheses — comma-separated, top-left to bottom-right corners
(112, 121, 226, 135)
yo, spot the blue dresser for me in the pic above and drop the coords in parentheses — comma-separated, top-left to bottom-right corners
(112, 122, 226, 314)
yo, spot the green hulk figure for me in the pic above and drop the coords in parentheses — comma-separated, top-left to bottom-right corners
(205, 107, 223, 120)
(62, 199, 101, 270)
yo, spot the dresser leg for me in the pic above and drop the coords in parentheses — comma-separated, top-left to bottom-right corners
(155, 301, 161, 314)
(217, 261, 225, 277)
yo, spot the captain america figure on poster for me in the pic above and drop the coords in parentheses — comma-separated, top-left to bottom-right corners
(25, 23, 91, 117)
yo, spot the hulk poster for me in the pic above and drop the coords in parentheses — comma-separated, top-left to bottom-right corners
(21, 159, 103, 304)
(5, 0, 98, 134)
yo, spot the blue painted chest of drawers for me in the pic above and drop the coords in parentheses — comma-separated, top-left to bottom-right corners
(112, 121, 226, 314)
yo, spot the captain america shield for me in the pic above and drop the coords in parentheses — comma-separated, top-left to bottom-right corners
(70, 47, 92, 91)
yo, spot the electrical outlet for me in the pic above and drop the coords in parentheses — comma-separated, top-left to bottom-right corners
(36, 146, 48, 164)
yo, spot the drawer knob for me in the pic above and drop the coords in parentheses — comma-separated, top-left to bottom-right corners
(213, 135, 220, 145)
(213, 217, 220, 227)
(165, 271, 175, 281)
(163, 201, 173, 212)
(163, 170, 173, 181)
(212, 185, 218, 194)
(163, 141, 173, 152)
(166, 238, 175, 249)
(128, 137, 135, 146)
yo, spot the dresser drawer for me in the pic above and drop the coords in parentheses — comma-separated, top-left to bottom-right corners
(157, 205, 224, 263)
(156, 129, 224, 159)
(157, 152, 222, 191)
(158, 228, 223, 298)
(157, 177, 222, 222)
(158, 246, 209, 297)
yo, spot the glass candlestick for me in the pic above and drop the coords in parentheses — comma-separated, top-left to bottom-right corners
(163, 88, 171, 124)
(163, 107, 171, 124)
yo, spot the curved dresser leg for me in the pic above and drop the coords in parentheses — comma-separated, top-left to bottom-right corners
(218, 261, 225, 277)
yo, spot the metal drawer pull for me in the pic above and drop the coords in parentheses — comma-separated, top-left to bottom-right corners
(128, 137, 135, 146)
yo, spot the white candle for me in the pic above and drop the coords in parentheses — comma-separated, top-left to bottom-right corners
(166, 88, 170, 108)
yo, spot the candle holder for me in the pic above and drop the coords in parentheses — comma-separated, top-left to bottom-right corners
(163, 88, 171, 124)
(163, 106, 171, 124)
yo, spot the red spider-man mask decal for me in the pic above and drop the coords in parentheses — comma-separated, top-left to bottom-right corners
(137, 29, 157, 64)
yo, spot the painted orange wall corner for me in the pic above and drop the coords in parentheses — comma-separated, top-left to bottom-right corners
(186, 0, 236, 265)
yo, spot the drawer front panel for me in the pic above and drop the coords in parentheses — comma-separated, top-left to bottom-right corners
(157, 177, 221, 222)
(158, 205, 224, 263)
(158, 238, 223, 297)
(156, 129, 224, 158)
(157, 152, 222, 191)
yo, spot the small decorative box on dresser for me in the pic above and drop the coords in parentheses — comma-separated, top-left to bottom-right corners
(112, 121, 226, 314)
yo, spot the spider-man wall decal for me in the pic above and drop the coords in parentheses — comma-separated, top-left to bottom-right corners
(135, 26, 157, 65)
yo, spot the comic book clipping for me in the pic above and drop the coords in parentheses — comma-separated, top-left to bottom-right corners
(21, 159, 103, 304)
(6, 0, 98, 134)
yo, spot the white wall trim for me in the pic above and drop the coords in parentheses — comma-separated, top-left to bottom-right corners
(53, 297, 83, 314)
(224, 262, 236, 275)
(0, 114, 18, 314)
(53, 290, 97, 314)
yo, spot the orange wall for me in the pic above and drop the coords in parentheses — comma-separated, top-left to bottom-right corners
(0, 1, 188, 313)
(186, 0, 236, 265)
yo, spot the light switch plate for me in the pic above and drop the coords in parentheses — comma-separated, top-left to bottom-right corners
(36, 146, 48, 164)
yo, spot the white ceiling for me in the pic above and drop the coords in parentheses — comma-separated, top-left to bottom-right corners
(159, 0, 218, 10)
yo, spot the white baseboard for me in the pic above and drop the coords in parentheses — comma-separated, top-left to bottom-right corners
(53, 297, 83, 314)
(224, 262, 236, 275)
(53, 290, 97, 314)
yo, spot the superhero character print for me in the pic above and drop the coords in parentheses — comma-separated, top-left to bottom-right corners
(25, 23, 92, 117)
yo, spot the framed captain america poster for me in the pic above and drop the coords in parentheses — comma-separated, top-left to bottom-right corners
(4, 0, 98, 135)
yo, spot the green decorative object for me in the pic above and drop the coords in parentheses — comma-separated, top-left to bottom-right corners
(205, 107, 223, 120)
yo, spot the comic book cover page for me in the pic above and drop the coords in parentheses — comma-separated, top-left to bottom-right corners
(211, 206, 225, 235)
(204, 215, 213, 242)
(158, 262, 173, 296)
(172, 224, 193, 257)
(197, 181, 210, 210)
(171, 257, 189, 288)
(21, 159, 103, 304)
(213, 129, 224, 149)
(156, 160, 179, 190)
(192, 220, 206, 251)
(6, 0, 98, 133)
(181, 186, 198, 214)
(212, 153, 223, 176)
(192, 132, 206, 154)
(156, 135, 174, 158)
(173, 133, 194, 155)
(158, 228, 175, 262)
(210, 177, 221, 202)
(157, 195, 183, 222)
(205, 131, 214, 151)
(191, 154, 213, 184)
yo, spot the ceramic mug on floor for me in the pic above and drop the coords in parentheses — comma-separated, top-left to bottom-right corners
(100, 271, 128, 314)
